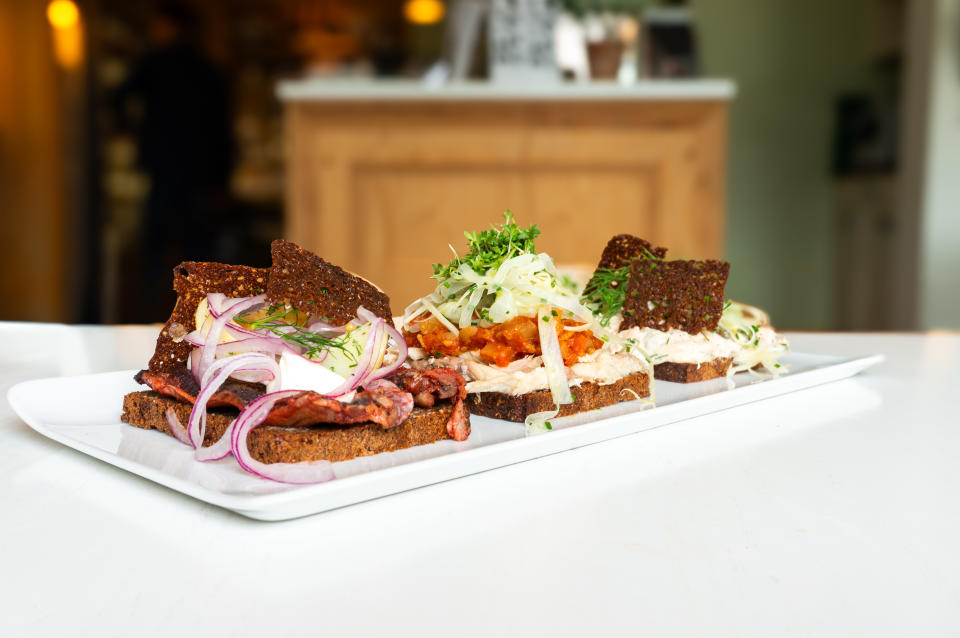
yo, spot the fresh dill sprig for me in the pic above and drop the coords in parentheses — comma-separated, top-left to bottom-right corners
(581, 266, 630, 327)
(236, 304, 350, 360)
(432, 210, 541, 280)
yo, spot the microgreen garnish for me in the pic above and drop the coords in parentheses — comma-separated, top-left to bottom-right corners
(580, 248, 665, 326)
(580, 266, 630, 327)
(431, 210, 540, 279)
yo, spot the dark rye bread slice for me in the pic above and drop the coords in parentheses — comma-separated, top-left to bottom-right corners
(266, 239, 392, 325)
(584, 234, 667, 297)
(622, 258, 730, 332)
(594, 234, 667, 271)
(149, 262, 269, 372)
(464, 371, 650, 423)
(654, 357, 733, 383)
(121, 391, 461, 464)
(147, 240, 393, 372)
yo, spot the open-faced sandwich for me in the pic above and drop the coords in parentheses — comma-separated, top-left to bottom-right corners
(399, 213, 652, 430)
(582, 234, 789, 382)
(121, 239, 469, 484)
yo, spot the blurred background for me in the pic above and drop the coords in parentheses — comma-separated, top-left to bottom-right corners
(0, 0, 957, 330)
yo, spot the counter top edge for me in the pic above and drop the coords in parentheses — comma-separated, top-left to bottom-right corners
(276, 79, 737, 102)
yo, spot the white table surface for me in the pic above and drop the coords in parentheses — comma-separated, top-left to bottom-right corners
(1, 323, 958, 637)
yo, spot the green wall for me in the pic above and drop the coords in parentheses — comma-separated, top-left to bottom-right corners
(694, 0, 876, 329)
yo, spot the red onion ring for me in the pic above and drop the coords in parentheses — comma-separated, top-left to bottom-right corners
(207, 293, 265, 321)
(194, 422, 234, 462)
(324, 318, 384, 398)
(213, 336, 297, 358)
(307, 319, 347, 335)
(195, 294, 266, 383)
(366, 322, 407, 383)
(164, 408, 193, 447)
(188, 352, 279, 449)
(183, 332, 205, 347)
(230, 390, 336, 484)
(355, 306, 407, 384)
(190, 346, 202, 381)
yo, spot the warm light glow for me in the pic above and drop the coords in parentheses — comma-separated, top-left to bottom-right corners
(404, 0, 445, 25)
(46, 0, 79, 30)
(47, 0, 84, 69)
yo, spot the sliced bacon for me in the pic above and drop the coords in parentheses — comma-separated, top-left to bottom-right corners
(134, 365, 467, 437)
(134, 368, 415, 430)
(134, 369, 261, 410)
(261, 386, 414, 430)
(388, 367, 470, 441)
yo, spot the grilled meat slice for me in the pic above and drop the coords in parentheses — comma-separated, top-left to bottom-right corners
(388, 367, 470, 441)
(134, 369, 262, 410)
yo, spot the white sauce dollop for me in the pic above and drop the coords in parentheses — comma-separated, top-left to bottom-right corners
(619, 327, 740, 364)
(267, 351, 352, 400)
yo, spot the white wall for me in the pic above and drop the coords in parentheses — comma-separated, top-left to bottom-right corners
(917, 0, 960, 329)
(694, 0, 879, 329)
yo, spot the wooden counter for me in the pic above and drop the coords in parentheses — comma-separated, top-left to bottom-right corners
(280, 80, 734, 306)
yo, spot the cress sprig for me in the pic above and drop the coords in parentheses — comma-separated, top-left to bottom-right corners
(581, 266, 630, 327)
(580, 247, 665, 327)
(432, 210, 541, 280)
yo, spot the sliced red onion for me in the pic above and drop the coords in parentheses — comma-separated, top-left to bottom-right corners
(324, 318, 384, 399)
(194, 422, 234, 461)
(190, 346, 202, 381)
(183, 331, 205, 347)
(221, 321, 262, 340)
(213, 336, 296, 358)
(188, 352, 279, 449)
(307, 319, 347, 335)
(355, 306, 407, 384)
(354, 306, 380, 325)
(207, 293, 266, 323)
(195, 294, 266, 383)
(164, 408, 193, 447)
(183, 296, 267, 345)
(230, 391, 336, 484)
(365, 321, 407, 383)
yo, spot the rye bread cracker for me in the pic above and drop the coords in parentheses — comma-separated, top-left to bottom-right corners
(584, 234, 668, 297)
(266, 239, 392, 325)
(594, 234, 668, 271)
(622, 259, 730, 333)
(148, 262, 269, 372)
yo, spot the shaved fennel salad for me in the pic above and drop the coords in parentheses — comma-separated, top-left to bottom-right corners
(717, 300, 790, 374)
(402, 212, 652, 430)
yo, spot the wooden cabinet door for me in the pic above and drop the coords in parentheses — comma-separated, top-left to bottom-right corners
(286, 100, 727, 307)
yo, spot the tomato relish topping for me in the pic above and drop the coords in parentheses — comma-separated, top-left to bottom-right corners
(404, 313, 603, 367)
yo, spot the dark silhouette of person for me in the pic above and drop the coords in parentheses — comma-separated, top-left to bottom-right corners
(113, 2, 234, 318)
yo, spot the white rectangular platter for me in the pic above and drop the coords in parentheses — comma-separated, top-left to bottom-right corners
(7, 352, 882, 521)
